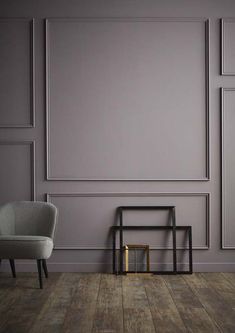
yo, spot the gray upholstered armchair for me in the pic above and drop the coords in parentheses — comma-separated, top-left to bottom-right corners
(0, 201, 58, 289)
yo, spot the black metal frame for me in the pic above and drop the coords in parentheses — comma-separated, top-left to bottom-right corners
(112, 206, 193, 275)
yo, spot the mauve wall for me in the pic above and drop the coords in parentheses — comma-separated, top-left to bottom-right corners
(0, 0, 235, 272)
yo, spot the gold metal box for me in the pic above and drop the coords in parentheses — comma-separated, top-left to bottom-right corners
(123, 244, 150, 273)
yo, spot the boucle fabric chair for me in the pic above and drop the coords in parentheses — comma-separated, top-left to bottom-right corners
(0, 201, 57, 289)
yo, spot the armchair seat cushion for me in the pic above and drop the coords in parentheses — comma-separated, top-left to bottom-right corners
(0, 235, 53, 259)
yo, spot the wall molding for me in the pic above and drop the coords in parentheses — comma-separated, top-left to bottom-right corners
(220, 18, 235, 76)
(46, 192, 210, 250)
(2, 261, 235, 273)
(221, 88, 235, 249)
(0, 141, 36, 201)
(45, 17, 210, 181)
(0, 18, 35, 128)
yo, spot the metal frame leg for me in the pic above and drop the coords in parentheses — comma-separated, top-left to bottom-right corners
(172, 208, 177, 274)
(119, 210, 124, 274)
(189, 227, 193, 274)
(9, 259, 16, 278)
(146, 245, 150, 272)
(112, 229, 116, 274)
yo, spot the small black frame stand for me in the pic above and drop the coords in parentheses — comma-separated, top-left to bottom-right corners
(111, 206, 193, 275)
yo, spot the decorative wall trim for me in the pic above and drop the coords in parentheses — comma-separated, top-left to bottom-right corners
(45, 17, 210, 181)
(0, 141, 36, 201)
(47, 192, 210, 250)
(221, 88, 235, 249)
(220, 18, 235, 76)
(3, 262, 234, 273)
(0, 18, 35, 128)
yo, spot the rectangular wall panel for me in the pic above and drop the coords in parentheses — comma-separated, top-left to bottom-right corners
(0, 141, 35, 204)
(221, 88, 235, 248)
(221, 18, 235, 75)
(46, 18, 210, 181)
(0, 18, 35, 127)
(47, 193, 210, 250)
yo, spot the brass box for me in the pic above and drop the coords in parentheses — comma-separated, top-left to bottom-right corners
(123, 244, 150, 273)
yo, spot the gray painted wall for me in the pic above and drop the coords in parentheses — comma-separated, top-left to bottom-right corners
(0, 0, 235, 272)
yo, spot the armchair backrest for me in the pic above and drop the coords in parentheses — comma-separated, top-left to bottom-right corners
(0, 201, 58, 239)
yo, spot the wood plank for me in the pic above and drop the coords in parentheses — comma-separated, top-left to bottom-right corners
(31, 273, 79, 333)
(164, 275, 221, 333)
(122, 275, 156, 333)
(1, 273, 235, 333)
(202, 273, 235, 292)
(0, 273, 41, 332)
(92, 274, 123, 333)
(0, 272, 61, 333)
(124, 307, 156, 333)
(201, 273, 235, 308)
(122, 275, 149, 308)
(62, 273, 101, 333)
(223, 273, 235, 289)
(95, 274, 122, 308)
(184, 273, 235, 333)
(0, 273, 20, 319)
(92, 307, 123, 333)
(144, 275, 187, 333)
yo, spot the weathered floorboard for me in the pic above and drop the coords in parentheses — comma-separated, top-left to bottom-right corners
(201, 273, 235, 308)
(92, 274, 123, 333)
(223, 272, 235, 289)
(164, 275, 221, 333)
(30, 273, 78, 333)
(62, 273, 101, 333)
(122, 275, 156, 333)
(144, 275, 187, 333)
(0, 273, 60, 333)
(0, 273, 235, 333)
(184, 273, 235, 333)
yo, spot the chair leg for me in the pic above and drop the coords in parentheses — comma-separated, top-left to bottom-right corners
(42, 259, 48, 278)
(9, 259, 16, 278)
(37, 259, 43, 289)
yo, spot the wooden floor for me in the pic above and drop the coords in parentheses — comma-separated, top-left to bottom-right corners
(0, 273, 235, 333)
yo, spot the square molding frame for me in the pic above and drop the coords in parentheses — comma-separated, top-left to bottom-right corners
(0, 141, 35, 201)
(221, 18, 235, 76)
(45, 17, 210, 181)
(47, 192, 210, 250)
(221, 88, 235, 249)
(0, 18, 35, 128)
